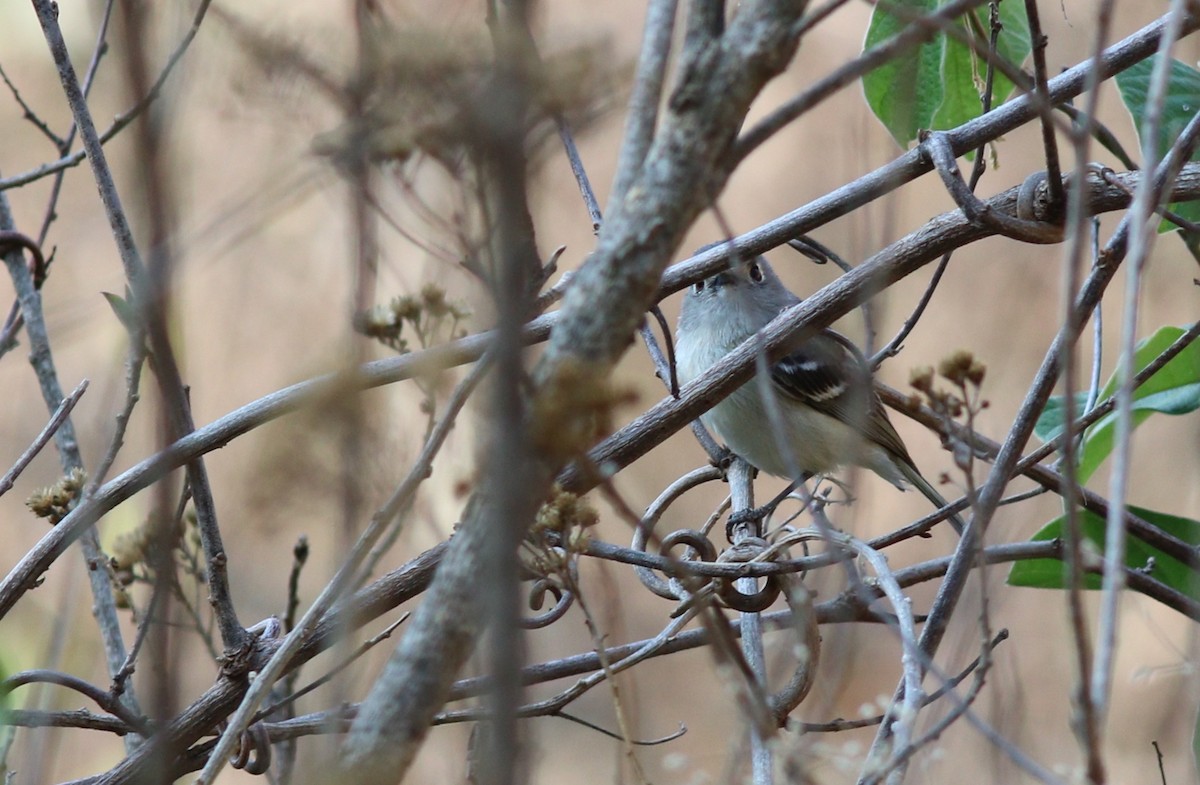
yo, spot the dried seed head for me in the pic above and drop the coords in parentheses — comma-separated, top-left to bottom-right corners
(938, 350, 986, 388)
(909, 366, 935, 394)
(26, 467, 87, 524)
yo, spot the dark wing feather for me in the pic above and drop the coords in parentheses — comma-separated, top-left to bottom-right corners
(771, 351, 855, 411)
(770, 337, 917, 469)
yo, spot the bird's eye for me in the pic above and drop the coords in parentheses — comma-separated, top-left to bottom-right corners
(748, 262, 764, 282)
(693, 280, 705, 294)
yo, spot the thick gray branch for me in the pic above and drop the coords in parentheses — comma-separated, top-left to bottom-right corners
(338, 1, 809, 780)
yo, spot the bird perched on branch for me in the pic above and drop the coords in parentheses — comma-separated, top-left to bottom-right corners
(675, 252, 964, 534)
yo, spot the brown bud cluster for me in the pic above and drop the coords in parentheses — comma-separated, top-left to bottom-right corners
(910, 350, 988, 421)
(938, 350, 986, 388)
(533, 487, 599, 536)
(353, 284, 471, 354)
(26, 467, 87, 524)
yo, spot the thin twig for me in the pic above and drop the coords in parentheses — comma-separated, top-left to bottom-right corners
(555, 116, 603, 231)
(1, 180, 138, 732)
(1055, 1, 1115, 773)
(564, 565, 651, 784)
(36, 0, 118, 245)
(0, 670, 150, 736)
(639, 296, 722, 461)
(1100, 167, 1200, 231)
(445, 608, 704, 732)
(111, 583, 167, 697)
(793, 0, 854, 38)
(788, 236, 878, 352)
(256, 613, 409, 721)
(873, 6, 1000, 367)
(87, 343, 147, 493)
(736, 0, 997, 163)
(1092, 0, 1191, 742)
(0, 62, 65, 147)
(276, 535, 309, 785)
(1, 709, 130, 736)
(32, 0, 246, 651)
(0, 0, 214, 194)
(921, 130, 1061, 243)
(1024, 0, 1065, 215)
(796, 630, 1009, 733)
(354, 336, 492, 587)
(833, 531, 923, 779)
(0, 379, 87, 499)
(284, 537, 309, 634)
(1058, 102, 1137, 170)
(196, 352, 492, 783)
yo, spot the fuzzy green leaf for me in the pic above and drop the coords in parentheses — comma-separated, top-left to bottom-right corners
(863, 0, 1030, 148)
(863, 0, 944, 147)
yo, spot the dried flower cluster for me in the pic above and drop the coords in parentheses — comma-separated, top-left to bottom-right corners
(25, 467, 87, 524)
(909, 349, 988, 420)
(354, 283, 471, 354)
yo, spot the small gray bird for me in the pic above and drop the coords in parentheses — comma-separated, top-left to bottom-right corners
(676, 254, 964, 533)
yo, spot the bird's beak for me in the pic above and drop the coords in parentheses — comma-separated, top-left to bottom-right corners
(708, 271, 735, 291)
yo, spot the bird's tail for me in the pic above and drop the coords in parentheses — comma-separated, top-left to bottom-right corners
(896, 461, 967, 535)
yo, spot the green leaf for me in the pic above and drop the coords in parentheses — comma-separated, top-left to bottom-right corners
(0, 651, 10, 741)
(0, 652, 11, 784)
(993, 0, 1031, 99)
(1194, 703, 1200, 784)
(1008, 506, 1200, 609)
(1180, 227, 1200, 265)
(1190, 705, 1200, 785)
(1078, 325, 1200, 483)
(862, 0, 1030, 148)
(863, 0, 944, 148)
(1115, 56, 1200, 231)
(1034, 392, 1090, 442)
(929, 23, 978, 132)
(1033, 326, 1200, 482)
(1096, 325, 1200, 399)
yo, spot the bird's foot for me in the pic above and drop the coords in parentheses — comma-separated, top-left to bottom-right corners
(725, 506, 768, 542)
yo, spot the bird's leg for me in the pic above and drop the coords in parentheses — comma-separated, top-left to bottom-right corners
(725, 480, 803, 541)
(712, 445, 737, 472)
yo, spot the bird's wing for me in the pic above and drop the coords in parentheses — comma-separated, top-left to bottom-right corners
(769, 335, 916, 468)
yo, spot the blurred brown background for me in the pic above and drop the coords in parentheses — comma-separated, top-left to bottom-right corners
(0, 0, 1198, 782)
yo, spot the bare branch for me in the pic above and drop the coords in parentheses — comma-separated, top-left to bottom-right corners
(0, 378, 87, 499)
